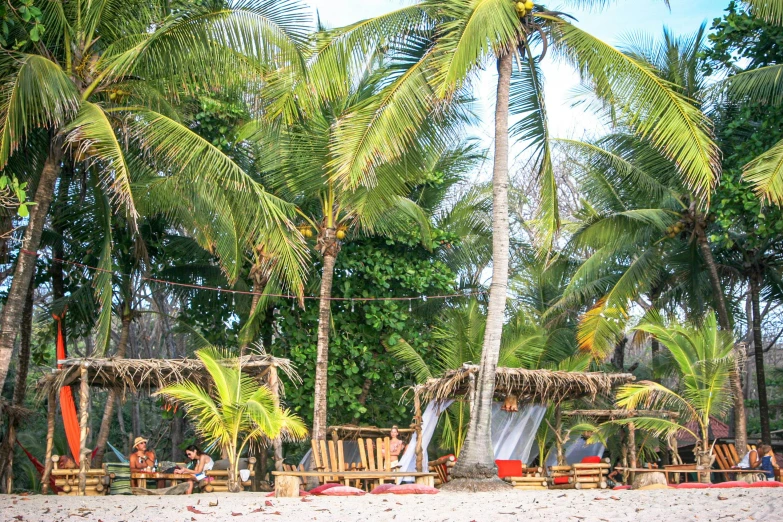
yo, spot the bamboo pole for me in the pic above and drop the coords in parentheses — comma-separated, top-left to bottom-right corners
(268, 364, 284, 472)
(78, 363, 90, 496)
(628, 422, 637, 485)
(554, 403, 564, 466)
(41, 389, 56, 494)
(414, 391, 423, 473)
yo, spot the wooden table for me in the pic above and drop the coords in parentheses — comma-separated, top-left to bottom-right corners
(130, 472, 191, 488)
(271, 470, 436, 496)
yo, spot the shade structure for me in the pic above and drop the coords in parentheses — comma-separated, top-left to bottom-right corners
(413, 364, 635, 404)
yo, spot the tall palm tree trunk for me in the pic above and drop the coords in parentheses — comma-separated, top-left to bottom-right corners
(312, 230, 339, 442)
(694, 213, 747, 457)
(0, 142, 63, 391)
(447, 52, 513, 489)
(0, 277, 34, 493)
(92, 309, 132, 466)
(750, 269, 771, 445)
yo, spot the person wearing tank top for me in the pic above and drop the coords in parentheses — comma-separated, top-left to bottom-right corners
(174, 444, 215, 494)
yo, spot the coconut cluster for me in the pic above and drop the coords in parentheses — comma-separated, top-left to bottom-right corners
(665, 221, 686, 239)
(515, 0, 534, 17)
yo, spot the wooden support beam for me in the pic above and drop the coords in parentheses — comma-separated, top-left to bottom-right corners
(42, 389, 56, 494)
(414, 392, 423, 473)
(628, 421, 637, 485)
(78, 363, 90, 496)
(267, 364, 284, 472)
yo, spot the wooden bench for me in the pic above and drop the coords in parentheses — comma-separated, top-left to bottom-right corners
(271, 470, 436, 497)
(50, 455, 109, 495)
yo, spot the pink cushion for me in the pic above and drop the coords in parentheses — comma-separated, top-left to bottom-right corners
(369, 484, 397, 494)
(308, 483, 343, 495)
(613, 485, 631, 490)
(495, 460, 523, 479)
(709, 481, 750, 489)
(674, 482, 710, 489)
(388, 484, 439, 495)
(319, 486, 366, 496)
(581, 456, 602, 464)
(747, 481, 783, 488)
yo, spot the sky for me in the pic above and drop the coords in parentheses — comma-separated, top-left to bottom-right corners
(309, 0, 727, 176)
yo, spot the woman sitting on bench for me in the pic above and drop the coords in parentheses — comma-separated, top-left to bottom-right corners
(174, 445, 214, 494)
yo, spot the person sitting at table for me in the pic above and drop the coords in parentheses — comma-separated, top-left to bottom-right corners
(129, 437, 164, 488)
(174, 445, 214, 494)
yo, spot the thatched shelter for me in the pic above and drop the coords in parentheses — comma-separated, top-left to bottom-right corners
(36, 354, 295, 495)
(414, 365, 635, 405)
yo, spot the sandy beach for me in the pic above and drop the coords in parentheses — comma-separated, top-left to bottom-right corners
(0, 489, 776, 522)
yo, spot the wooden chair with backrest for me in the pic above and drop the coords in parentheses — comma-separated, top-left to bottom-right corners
(310, 439, 346, 484)
(714, 443, 756, 471)
(357, 437, 392, 490)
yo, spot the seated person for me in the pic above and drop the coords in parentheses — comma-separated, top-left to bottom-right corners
(174, 445, 214, 494)
(606, 468, 623, 488)
(129, 437, 163, 488)
(733, 443, 761, 470)
(389, 426, 406, 467)
(57, 455, 78, 470)
(758, 444, 779, 481)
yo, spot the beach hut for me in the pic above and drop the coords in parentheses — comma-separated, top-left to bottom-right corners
(36, 354, 295, 495)
(403, 365, 635, 475)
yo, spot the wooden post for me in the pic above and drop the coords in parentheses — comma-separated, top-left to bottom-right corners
(41, 389, 57, 494)
(78, 363, 90, 496)
(414, 391, 423, 473)
(554, 403, 564, 466)
(628, 422, 637, 484)
(267, 364, 284, 472)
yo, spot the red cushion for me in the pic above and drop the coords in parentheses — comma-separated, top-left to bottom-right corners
(388, 484, 439, 495)
(308, 483, 343, 495)
(581, 456, 602, 464)
(613, 485, 631, 490)
(320, 486, 366, 496)
(709, 481, 750, 489)
(747, 481, 783, 488)
(553, 476, 570, 485)
(495, 460, 523, 479)
(674, 482, 710, 489)
(369, 484, 397, 494)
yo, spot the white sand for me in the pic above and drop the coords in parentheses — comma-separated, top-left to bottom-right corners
(0, 489, 776, 522)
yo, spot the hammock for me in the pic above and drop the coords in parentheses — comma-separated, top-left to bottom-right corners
(16, 440, 60, 493)
(107, 441, 129, 463)
(55, 312, 81, 464)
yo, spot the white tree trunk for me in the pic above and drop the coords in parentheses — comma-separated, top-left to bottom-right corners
(447, 51, 512, 489)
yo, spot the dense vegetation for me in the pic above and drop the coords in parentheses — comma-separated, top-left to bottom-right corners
(2, 0, 783, 492)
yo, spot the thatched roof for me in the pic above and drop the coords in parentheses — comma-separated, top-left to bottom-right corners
(328, 424, 415, 440)
(37, 355, 297, 398)
(414, 365, 635, 404)
(563, 409, 679, 421)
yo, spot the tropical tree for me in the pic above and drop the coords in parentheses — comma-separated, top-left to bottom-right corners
(0, 0, 312, 391)
(157, 347, 307, 492)
(614, 312, 736, 482)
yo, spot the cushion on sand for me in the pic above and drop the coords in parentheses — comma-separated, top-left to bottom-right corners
(613, 485, 631, 490)
(747, 481, 783, 488)
(673, 482, 710, 489)
(495, 460, 523, 479)
(370, 484, 397, 494)
(709, 481, 750, 489)
(552, 476, 570, 485)
(388, 484, 439, 495)
(308, 483, 343, 495)
(581, 456, 602, 464)
(319, 486, 366, 496)
(637, 484, 670, 490)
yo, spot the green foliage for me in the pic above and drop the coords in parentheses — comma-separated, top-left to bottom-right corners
(0, 0, 45, 48)
(0, 173, 31, 217)
(272, 234, 457, 427)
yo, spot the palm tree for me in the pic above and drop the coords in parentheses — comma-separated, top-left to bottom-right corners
(0, 0, 311, 390)
(252, 55, 466, 442)
(307, 1, 720, 485)
(157, 347, 307, 492)
(560, 24, 750, 456)
(615, 312, 736, 482)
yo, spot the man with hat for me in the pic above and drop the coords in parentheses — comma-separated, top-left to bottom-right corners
(129, 437, 162, 487)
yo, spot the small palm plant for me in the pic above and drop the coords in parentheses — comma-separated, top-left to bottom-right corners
(613, 312, 736, 482)
(157, 348, 307, 491)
